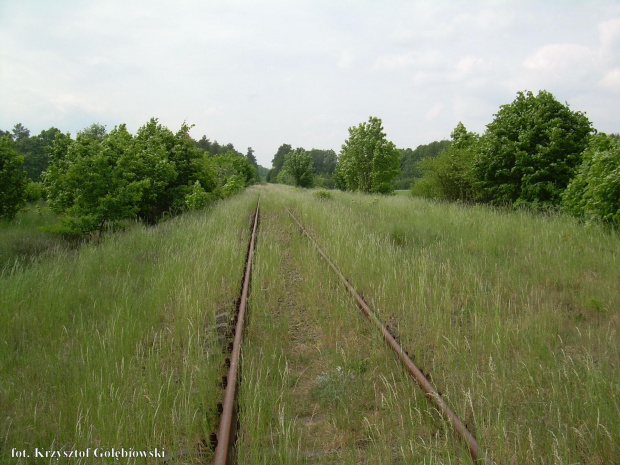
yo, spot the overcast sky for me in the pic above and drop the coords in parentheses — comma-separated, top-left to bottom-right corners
(1, 0, 619, 167)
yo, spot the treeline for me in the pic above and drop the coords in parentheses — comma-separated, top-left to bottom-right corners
(267, 116, 401, 193)
(411, 90, 620, 228)
(0, 119, 259, 233)
(266, 145, 338, 188)
(264, 89, 619, 228)
(394, 140, 451, 190)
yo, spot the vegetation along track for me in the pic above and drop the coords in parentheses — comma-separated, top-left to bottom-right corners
(214, 193, 491, 463)
(285, 206, 494, 465)
(212, 197, 260, 464)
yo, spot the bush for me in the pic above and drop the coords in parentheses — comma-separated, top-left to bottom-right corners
(313, 190, 332, 200)
(24, 181, 45, 202)
(411, 122, 478, 201)
(185, 181, 212, 210)
(563, 134, 620, 227)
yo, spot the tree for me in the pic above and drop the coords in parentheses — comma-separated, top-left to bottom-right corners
(267, 143, 293, 182)
(212, 151, 258, 197)
(563, 133, 620, 227)
(395, 139, 451, 189)
(472, 90, 592, 209)
(411, 122, 479, 201)
(44, 125, 148, 233)
(0, 136, 27, 220)
(282, 149, 314, 187)
(337, 116, 401, 193)
(19, 127, 64, 182)
(44, 119, 219, 234)
(308, 148, 337, 175)
(11, 123, 30, 141)
(246, 147, 258, 169)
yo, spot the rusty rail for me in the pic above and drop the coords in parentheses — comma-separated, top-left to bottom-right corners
(212, 198, 260, 465)
(285, 206, 494, 465)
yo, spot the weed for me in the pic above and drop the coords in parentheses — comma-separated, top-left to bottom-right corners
(313, 190, 332, 200)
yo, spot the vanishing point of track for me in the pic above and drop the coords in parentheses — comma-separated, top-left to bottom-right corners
(210, 199, 494, 464)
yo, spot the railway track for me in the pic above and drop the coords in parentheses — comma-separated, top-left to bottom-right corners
(210, 198, 260, 465)
(208, 199, 493, 464)
(285, 206, 495, 465)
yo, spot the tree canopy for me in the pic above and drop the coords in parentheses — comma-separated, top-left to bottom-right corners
(411, 122, 479, 201)
(563, 133, 620, 227)
(0, 136, 28, 220)
(336, 116, 401, 194)
(473, 90, 593, 208)
(43, 118, 255, 234)
(267, 143, 293, 182)
(282, 149, 314, 188)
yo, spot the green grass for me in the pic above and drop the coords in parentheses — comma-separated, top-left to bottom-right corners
(0, 189, 260, 464)
(237, 189, 468, 463)
(261, 184, 619, 464)
(2, 185, 618, 464)
(0, 203, 70, 275)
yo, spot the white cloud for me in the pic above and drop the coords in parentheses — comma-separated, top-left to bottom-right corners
(1, 0, 619, 167)
(601, 68, 620, 90)
(337, 50, 355, 69)
(373, 50, 444, 71)
(523, 43, 595, 72)
(426, 103, 445, 120)
(456, 56, 485, 76)
(599, 18, 620, 50)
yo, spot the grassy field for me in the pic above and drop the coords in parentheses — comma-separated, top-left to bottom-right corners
(2, 184, 618, 464)
(250, 185, 619, 464)
(0, 203, 69, 275)
(1, 190, 260, 464)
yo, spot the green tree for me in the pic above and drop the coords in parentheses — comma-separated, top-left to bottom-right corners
(44, 119, 219, 233)
(11, 123, 30, 141)
(308, 148, 337, 175)
(411, 122, 479, 201)
(395, 139, 451, 189)
(282, 148, 314, 187)
(563, 134, 620, 227)
(337, 116, 401, 194)
(44, 125, 148, 233)
(472, 90, 592, 209)
(212, 151, 258, 197)
(0, 136, 28, 220)
(267, 143, 293, 182)
(18, 127, 64, 182)
(246, 147, 258, 169)
(307, 148, 337, 188)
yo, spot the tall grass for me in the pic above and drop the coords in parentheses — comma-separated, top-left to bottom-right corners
(237, 188, 470, 464)
(271, 184, 619, 464)
(0, 203, 69, 275)
(0, 189, 259, 464)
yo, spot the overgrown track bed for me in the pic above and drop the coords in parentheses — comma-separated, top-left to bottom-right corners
(212, 198, 260, 464)
(285, 206, 493, 464)
(237, 189, 477, 464)
(240, 184, 619, 464)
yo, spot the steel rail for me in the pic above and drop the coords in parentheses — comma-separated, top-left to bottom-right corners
(212, 198, 260, 465)
(285, 206, 494, 465)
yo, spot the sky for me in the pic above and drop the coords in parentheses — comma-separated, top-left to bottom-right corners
(1, 0, 619, 168)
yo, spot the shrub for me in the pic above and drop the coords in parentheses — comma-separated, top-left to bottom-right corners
(313, 190, 332, 200)
(563, 134, 620, 227)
